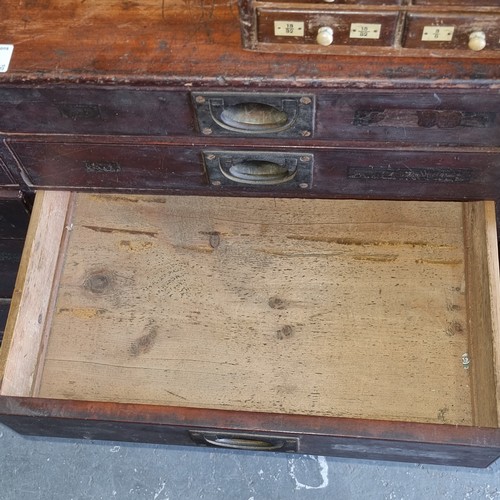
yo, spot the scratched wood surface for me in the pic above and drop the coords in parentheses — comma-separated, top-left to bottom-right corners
(33, 194, 477, 425)
(0, 0, 498, 86)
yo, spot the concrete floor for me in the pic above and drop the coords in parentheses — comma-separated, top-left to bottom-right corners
(1, 423, 499, 499)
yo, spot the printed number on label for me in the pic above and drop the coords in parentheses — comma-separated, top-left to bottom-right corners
(274, 21, 305, 37)
(350, 23, 382, 40)
(421, 26, 455, 42)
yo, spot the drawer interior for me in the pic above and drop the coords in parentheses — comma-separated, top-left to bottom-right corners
(1, 192, 499, 428)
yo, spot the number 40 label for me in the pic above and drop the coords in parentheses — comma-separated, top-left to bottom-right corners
(0, 45, 14, 73)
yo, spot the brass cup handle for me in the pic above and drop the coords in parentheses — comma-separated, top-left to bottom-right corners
(221, 158, 297, 185)
(209, 100, 299, 134)
(189, 431, 299, 452)
(202, 436, 286, 451)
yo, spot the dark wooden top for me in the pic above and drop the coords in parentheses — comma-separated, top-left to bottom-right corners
(0, 0, 498, 89)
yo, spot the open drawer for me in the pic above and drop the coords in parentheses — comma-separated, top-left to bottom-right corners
(1, 191, 500, 467)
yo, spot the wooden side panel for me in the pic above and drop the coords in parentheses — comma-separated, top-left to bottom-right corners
(463, 201, 500, 427)
(0, 191, 72, 396)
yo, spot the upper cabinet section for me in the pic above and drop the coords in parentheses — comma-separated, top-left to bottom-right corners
(0, 0, 498, 87)
(242, 0, 500, 57)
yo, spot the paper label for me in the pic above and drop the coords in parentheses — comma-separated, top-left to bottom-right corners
(0, 45, 14, 73)
(421, 26, 455, 42)
(274, 21, 305, 37)
(350, 23, 382, 40)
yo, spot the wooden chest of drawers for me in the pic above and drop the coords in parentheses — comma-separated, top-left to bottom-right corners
(1, 191, 500, 467)
(0, 0, 499, 466)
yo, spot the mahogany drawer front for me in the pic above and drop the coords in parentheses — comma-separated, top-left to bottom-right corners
(204, 148, 500, 202)
(9, 140, 500, 203)
(8, 141, 207, 190)
(193, 90, 500, 146)
(0, 191, 500, 466)
(310, 149, 500, 201)
(314, 92, 500, 147)
(1, 403, 500, 468)
(1, 87, 499, 148)
(0, 88, 194, 137)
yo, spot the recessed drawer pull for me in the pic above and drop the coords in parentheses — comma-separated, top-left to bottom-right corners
(228, 159, 292, 184)
(192, 92, 315, 138)
(219, 102, 290, 132)
(189, 431, 299, 452)
(203, 436, 285, 450)
(203, 151, 313, 188)
(212, 100, 297, 134)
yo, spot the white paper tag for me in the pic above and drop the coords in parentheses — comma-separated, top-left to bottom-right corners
(0, 45, 14, 73)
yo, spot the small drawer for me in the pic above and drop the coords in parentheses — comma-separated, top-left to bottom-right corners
(257, 9, 399, 48)
(404, 14, 500, 52)
(0, 192, 500, 466)
(7, 140, 207, 190)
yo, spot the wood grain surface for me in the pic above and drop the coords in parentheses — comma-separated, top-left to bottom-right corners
(33, 194, 481, 425)
(0, 0, 498, 86)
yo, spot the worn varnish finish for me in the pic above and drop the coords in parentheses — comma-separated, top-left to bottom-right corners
(0, 0, 500, 467)
(0, 0, 498, 85)
(0, 0, 498, 213)
(1, 192, 500, 466)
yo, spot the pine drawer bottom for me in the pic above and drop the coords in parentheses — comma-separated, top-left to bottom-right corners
(0, 192, 499, 467)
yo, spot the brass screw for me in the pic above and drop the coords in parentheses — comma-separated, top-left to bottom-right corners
(195, 95, 206, 104)
(212, 180, 221, 186)
(300, 156, 311, 162)
(300, 96, 312, 105)
(206, 154, 216, 161)
(202, 127, 213, 135)
(301, 130, 311, 137)
(462, 353, 470, 369)
(299, 183, 309, 189)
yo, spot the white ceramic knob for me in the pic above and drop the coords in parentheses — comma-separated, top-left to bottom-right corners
(468, 31, 486, 51)
(316, 27, 334, 46)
